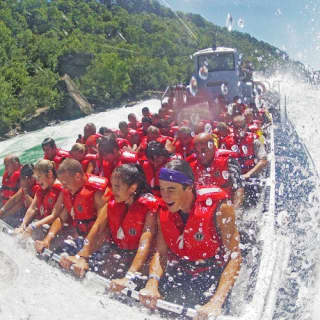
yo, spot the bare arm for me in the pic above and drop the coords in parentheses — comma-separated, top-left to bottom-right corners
(196, 203, 242, 318)
(127, 211, 157, 273)
(17, 194, 39, 230)
(76, 191, 109, 258)
(139, 215, 168, 308)
(0, 188, 23, 216)
(244, 159, 268, 179)
(29, 192, 64, 230)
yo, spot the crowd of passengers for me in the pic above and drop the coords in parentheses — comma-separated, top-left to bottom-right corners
(0, 98, 270, 320)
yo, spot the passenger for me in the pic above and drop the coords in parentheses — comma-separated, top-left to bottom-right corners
(85, 134, 101, 154)
(42, 137, 69, 169)
(93, 135, 137, 181)
(139, 160, 242, 319)
(77, 122, 97, 144)
(142, 107, 153, 121)
(0, 164, 38, 226)
(34, 158, 108, 269)
(117, 121, 137, 144)
(140, 126, 173, 156)
(99, 126, 113, 136)
(128, 113, 142, 130)
(0, 155, 21, 206)
(139, 116, 153, 137)
(232, 115, 268, 179)
(172, 126, 195, 161)
(143, 141, 170, 195)
(214, 122, 233, 149)
(70, 143, 96, 173)
(190, 132, 244, 208)
(15, 159, 63, 238)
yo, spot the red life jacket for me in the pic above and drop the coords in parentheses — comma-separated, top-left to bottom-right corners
(173, 140, 194, 160)
(1, 168, 21, 204)
(232, 133, 256, 174)
(159, 186, 227, 263)
(35, 182, 62, 219)
(95, 150, 138, 180)
(108, 193, 159, 250)
(190, 149, 237, 197)
(44, 149, 70, 169)
(63, 174, 108, 236)
(81, 153, 97, 172)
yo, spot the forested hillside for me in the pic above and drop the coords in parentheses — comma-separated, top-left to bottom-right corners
(0, 0, 293, 135)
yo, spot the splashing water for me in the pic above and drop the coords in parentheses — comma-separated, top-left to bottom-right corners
(237, 18, 245, 28)
(226, 13, 233, 32)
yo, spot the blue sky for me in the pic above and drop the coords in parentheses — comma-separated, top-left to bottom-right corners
(160, 0, 320, 70)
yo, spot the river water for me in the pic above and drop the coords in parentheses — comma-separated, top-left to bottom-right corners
(0, 78, 320, 320)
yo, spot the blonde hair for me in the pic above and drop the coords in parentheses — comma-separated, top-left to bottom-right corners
(70, 143, 85, 153)
(34, 159, 56, 178)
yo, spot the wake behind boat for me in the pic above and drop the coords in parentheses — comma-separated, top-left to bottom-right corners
(0, 45, 303, 320)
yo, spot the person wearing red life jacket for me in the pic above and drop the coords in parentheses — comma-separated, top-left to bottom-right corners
(172, 126, 196, 162)
(243, 108, 263, 140)
(143, 141, 170, 195)
(140, 126, 173, 157)
(15, 160, 64, 239)
(128, 113, 142, 130)
(190, 132, 244, 209)
(231, 115, 268, 178)
(70, 143, 96, 173)
(85, 134, 102, 154)
(34, 159, 109, 274)
(76, 122, 96, 145)
(142, 106, 153, 121)
(139, 116, 153, 138)
(0, 155, 21, 206)
(214, 122, 234, 149)
(139, 160, 242, 319)
(42, 137, 69, 169)
(0, 164, 39, 226)
(92, 134, 137, 182)
(105, 164, 159, 289)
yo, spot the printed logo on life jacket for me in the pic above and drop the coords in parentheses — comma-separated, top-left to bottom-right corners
(231, 145, 239, 152)
(222, 170, 229, 180)
(117, 226, 125, 240)
(194, 231, 204, 241)
(213, 171, 220, 177)
(205, 198, 213, 206)
(242, 145, 248, 155)
(177, 234, 184, 249)
(128, 227, 137, 236)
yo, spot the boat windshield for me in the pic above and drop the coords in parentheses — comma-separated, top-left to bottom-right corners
(198, 52, 235, 72)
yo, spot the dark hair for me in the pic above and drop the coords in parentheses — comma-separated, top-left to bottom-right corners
(146, 141, 169, 160)
(165, 159, 194, 189)
(142, 107, 150, 113)
(119, 121, 128, 130)
(41, 137, 56, 149)
(99, 126, 113, 135)
(98, 134, 119, 155)
(112, 164, 151, 200)
(20, 164, 34, 178)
